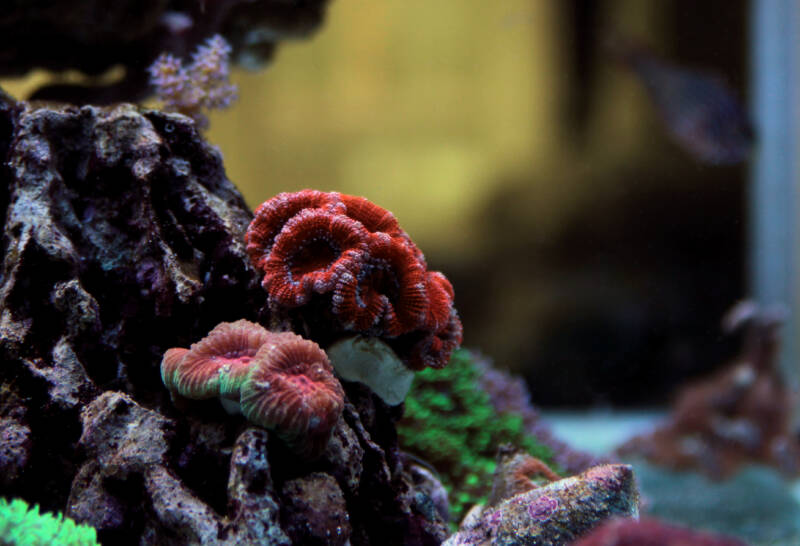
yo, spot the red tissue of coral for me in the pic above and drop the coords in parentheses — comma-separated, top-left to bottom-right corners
(162, 320, 344, 458)
(240, 331, 345, 458)
(245, 190, 462, 369)
(161, 319, 274, 400)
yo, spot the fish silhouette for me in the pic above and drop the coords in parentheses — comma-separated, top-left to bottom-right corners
(610, 36, 754, 165)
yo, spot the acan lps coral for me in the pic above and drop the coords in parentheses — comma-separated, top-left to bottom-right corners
(161, 320, 344, 458)
(240, 331, 345, 458)
(161, 319, 273, 402)
(245, 190, 462, 371)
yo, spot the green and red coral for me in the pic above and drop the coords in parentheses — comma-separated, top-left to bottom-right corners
(161, 320, 345, 458)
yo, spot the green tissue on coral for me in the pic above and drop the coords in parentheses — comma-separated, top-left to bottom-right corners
(0, 498, 99, 546)
(397, 348, 557, 524)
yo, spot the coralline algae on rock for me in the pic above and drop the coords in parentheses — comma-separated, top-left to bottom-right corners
(445, 464, 639, 546)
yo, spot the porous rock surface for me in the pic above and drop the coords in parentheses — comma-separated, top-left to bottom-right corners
(0, 91, 447, 545)
(280, 472, 351, 545)
(445, 464, 640, 546)
(0, 416, 31, 487)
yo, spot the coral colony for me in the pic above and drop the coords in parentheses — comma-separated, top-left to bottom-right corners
(245, 190, 463, 371)
(148, 35, 238, 129)
(618, 302, 800, 478)
(162, 320, 344, 458)
(163, 189, 464, 459)
(397, 349, 560, 523)
(158, 191, 640, 542)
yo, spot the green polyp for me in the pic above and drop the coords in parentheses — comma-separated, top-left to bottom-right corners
(0, 497, 100, 546)
(397, 348, 558, 526)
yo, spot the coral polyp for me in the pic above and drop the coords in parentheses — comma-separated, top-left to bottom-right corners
(422, 271, 456, 332)
(240, 332, 345, 458)
(148, 35, 238, 129)
(333, 232, 428, 336)
(161, 319, 274, 401)
(339, 193, 404, 237)
(160, 321, 344, 457)
(263, 208, 370, 306)
(245, 190, 462, 370)
(403, 309, 464, 370)
(246, 189, 345, 269)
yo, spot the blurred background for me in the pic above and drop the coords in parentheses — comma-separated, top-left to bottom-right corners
(208, 0, 750, 407)
(0, 0, 757, 407)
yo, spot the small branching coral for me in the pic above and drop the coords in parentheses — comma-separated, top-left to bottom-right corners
(397, 348, 557, 524)
(161, 319, 344, 458)
(148, 34, 238, 129)
(0, 497, 99, 546)
(245, 190, 463, 374)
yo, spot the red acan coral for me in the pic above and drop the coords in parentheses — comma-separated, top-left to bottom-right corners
(402, 309, 463, 370)
(161, 321, 345, 457)
(240, 331, 345, 458)
(246, 190, 345, 272)
(161, 319, 275, 400)
(262, 208, 370, 306)
(332, 232, 428, 335)
(245, 190, 462, 369)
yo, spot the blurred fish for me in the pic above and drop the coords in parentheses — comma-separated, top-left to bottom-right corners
(159, 12, 194, 35)
(609, 36, 754, 165)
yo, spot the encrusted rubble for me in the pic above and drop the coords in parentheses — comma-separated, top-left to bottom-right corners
(445, 464, 640, 546)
